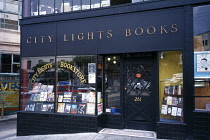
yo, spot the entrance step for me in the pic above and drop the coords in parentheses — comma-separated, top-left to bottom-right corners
(99, 128, 156, 139)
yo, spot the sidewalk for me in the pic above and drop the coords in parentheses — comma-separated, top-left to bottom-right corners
(0, 114, 17, 122)
(0, 114, 161, 140)
(3, 132, 158, 140)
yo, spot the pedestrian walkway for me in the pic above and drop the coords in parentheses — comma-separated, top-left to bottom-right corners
(0, 114, 162, 140)
(0, 114, 17, 122)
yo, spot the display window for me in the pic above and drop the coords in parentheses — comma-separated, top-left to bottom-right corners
(56, 55, 103, 115)
(104, 55, 120, 114)
(194, 5, 210, 111)
(20, 56, 55, 112)
(159, 51, 183, 123)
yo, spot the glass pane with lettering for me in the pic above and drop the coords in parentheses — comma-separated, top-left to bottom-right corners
(56, 55, 97, 115)
(194, 5, 210, 111)
(20, 57, 55, 112)
(159, 51, 184, 123)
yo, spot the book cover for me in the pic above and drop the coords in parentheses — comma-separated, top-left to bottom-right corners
(57, 103, 65, 113)
(174, 85, 179, 95)
(65, 104, 71, 113)
(77, 104, 86, 114)
(178, 85, 183, 95)
(25, 104, 30, 111)
(34, 103, 42, 111)
(80, 93, 90, 103)
(177, 107, 183, 116)
(31, 83, 42, 92)
(30, 93, 36, 101)
(64, 92, 72, 98)
(167, 105, 172, 115)
(168, 86, 174, 95)
(40, 92, 48, 101)
(86, 103, 95, 115)
(161, 105, 168, 115)
(172, 97, 178, 105)
(89, 91, 96, 103)
(47, 85, 54, 93)
(42, 103, 48, 111)
(47, 104, 54, 112)
(33, 93, 41, 101)
(72, 96, 77, 103)
(47, 92, 54, 102)
(29, 103, 36, 111)
(40, 85, 48, 92)
(63, 97, 71, 102)
(164, 86, 169, 94)
(166, 96, 172, 105)
(162, 97, 167, 104)
(70, 104, 77, 114)
(58, 95, 63, 102)
(177, 98, 183, 106)
(171, 107, 178, 116)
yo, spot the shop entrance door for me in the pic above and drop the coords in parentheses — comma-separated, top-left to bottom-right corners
(124, 60, 156, 131)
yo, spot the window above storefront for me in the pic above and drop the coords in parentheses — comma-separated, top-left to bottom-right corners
(22, 0, 162, 18)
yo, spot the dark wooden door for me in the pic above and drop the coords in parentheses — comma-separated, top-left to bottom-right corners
(124, 60, 156, 131)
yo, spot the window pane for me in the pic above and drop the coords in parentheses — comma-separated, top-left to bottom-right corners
(56, 55, 97, 115)
(20, 57, 55, 112)
(13, 55, 20, 63)
(39, 0, 54, 15)
(159, 51, 183, 123)
(31, 0, 38, 16)
(101, 0, 110, 7)
(0, 1, 3, 11)
(73, 0, 81, 11)
(195, 97, 210, 110)
(105, 56, 120, 113)
(13, 64, 20, 73)
(55, 0, 63, 13)
(63, 0, 72, 12)
(6, 0, 18, 13)
(91, 0, 101, 9)
(194, 5, 210, 111)
(1, 54, 12, 73)
(82, 0, 90, 10)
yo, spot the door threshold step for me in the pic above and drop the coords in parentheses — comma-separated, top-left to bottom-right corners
(99, 128, 156, 139)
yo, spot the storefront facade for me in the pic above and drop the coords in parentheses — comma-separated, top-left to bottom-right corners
(18, 0, 210, 139)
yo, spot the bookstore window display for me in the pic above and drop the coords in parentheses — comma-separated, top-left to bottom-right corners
(21, 56, 56, 112)
(194, 5, 210, 111)
(56, 55, 103, 115)
(159, 51, 184, 123)
(104, 56, 120, 114)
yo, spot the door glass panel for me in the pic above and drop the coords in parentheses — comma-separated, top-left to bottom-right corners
(105, 56, 120, 114)
(126, 64, 151, 96)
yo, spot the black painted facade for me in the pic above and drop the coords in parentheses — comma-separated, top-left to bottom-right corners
(19, 0, 210, 139)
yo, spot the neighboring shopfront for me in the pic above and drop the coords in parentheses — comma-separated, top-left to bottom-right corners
(18, 0, 210, 139)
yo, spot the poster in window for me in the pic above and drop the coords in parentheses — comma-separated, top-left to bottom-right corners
(194, 52, 210, 78)
(86, 103, 95, 115)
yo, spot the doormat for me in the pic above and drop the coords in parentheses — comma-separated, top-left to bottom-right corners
(99, 128, 156, 139)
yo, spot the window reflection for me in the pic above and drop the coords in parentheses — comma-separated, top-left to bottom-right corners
(63, 0, 72, 12)
(105, 56, 120, 114)
(39, 0, 54, 15)
(194, 5, 210, 111)
(73, 0, 81, 11)
(91, 0, 101, 9)
(55, 0, 63, 13)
